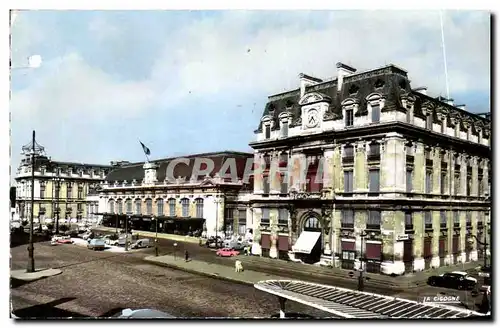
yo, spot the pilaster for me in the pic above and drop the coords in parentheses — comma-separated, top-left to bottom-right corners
(354, 141, 368, 191)
(432, 147, 441, 193)
(381, 133, 406, 192)
(413, 211, 423, 258)
(354, 211, 366, 253)
(332, 146, 342, 194)
(413, 143, 425, 193)
(459, 211, 467, 263)
(323, 148, 335, 192)
(253, 153, 264, 194)
(269, 152, 282, 194)
(381, 211, 395, 260)
(251, 207, 262, 255)
(431, 210, 440, 267)
(471, 157, 479, 197)
(460, 155, 467, 196)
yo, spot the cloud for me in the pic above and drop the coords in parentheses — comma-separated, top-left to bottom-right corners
(11, 53, 156, 121)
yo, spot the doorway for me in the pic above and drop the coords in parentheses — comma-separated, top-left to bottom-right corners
(302, 216, 322, 264)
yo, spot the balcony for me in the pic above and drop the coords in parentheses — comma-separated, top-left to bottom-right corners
(406, 155, 414, 164)
(453, 223, 460, 228)
(425, 223, 433, 230)
(365, 224, 381, 231)
(440, 223, 447, 229)
(367, 153, 380, 162)
(341, 223, 354, 229)
(405, 224, 414, 231)
(426, 159, 433, 167)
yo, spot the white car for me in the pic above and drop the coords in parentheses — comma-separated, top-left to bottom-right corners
(113, 308, 175, 318)
(450, 271, 478, 284)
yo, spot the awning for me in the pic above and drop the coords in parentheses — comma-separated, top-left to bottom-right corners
(292, 231, 321, 254)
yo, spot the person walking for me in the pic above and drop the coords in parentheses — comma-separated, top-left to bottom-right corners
(184, 250, 189, 262)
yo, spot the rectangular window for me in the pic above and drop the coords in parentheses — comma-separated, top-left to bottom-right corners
(342, 145, 354, 164)
(345, 109, 354, 127)
(466, 176, 472, 196)
(454, 174, 461, 195)
(40, 183, 45, 199)
(341, 210, 354, 228)
(440, 211, 447, 228)
(405, 212, 413, 229)
(195, 199, 204, 218)
(146, 199, 152, 215)
(126, 200, 132, 214)
(238, 209, 247, 235)
(406, 169, 413, 193)
(67, 183, 72, 199)
(263, 176, 270, 194)
(466, 211, 472, 227)
(117, 201, 123, 214)
(440, 172, 447, 195)
(367, 210, 381, 229)
(169, 199, 176, 216)
(426, 115, 433, 130)
(344, 171, 353, 193)
(453, 211, 460, 227)
(424, 211, 432, 229)
(280, 174, 288, 194)
(264, 125, 271, 139)
(278, 208, 288, 225)
(261, 208, 270, 224)
(369, 169, 380, 193)
(135, 200, 141, 215)
(425, 171, 433, 194)
(281, 121, 288, 138)
(371, 104, 380, 123)
(157, 199, 164, 216)
(78, 186, 83, 199)
(181, 199, 189, 217)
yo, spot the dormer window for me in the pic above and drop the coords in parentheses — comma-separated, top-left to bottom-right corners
(281, 120, 288, 138)
(371, 104, 380, 123)
(264, 125, 271, 139)
(345, 109, 354, 127)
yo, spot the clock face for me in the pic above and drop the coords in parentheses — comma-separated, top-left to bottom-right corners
(306, 109, 319, 128)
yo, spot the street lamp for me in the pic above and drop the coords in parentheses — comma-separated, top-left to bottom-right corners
(358, 230, 375, 291)
(214, 193, 223, 246)
(21, 131, 45, 273)
(152, 216, 159, 257)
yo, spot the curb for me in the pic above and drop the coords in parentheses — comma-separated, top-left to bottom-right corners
(143, 258, 254, 287)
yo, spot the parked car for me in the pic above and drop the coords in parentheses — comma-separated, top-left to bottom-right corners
(87, 239, 106, 251)
(82, 231, 94, 240)
(205, 236, 224, 248)
(216, 248, 239, 257)
(131, 239, 151, 249)
(427, 271, 477, 290)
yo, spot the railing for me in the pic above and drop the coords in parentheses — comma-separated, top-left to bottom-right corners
(405, 224, 414, 231)
(341, 223, 354, 229)
(365, 224, 381, 231)
(342, 156, 354, 164)
(367, 153, 380, 161)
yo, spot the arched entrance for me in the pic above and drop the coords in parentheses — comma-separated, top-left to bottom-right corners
(300, 214, 322, 264)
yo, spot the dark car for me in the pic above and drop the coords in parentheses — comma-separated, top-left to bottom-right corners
(427, 272, 477, 290)
(205, 236, 224, 248)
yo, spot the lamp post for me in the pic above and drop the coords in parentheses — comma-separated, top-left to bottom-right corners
(214, 194, 222, 247)
(358, 230, 374, 291)
(152, 216, 159, 256)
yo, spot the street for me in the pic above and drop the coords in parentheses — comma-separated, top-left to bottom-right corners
(10, 241, 331, 318)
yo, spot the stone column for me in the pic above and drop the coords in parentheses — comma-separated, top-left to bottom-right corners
(445, 210, 453, 265)
(354, 141, 368, 192)
(269, 152, 282, 194)
(459, 211, 467, 263)
(251, 207, 262, 255)
(460, 155, 467, 196)
(332, 145, 342, 194)
(413, 211, 425, 271)
(381, 210, 405, 274)
(431, 211, 440, 268)
(332, 209, 341, 267)
(253, 153, 264, 194)
(449, 150, 456, 196)
(469, 211, 478, 261)
(381, 133, 406, 192)
(471, 157, 479, 197)
(269, 209, 279, 258)
(413, 143, 425, 194)
(323, 148, 335, 191)
(354, 211, 366, 270)
(432, 147, 442, 194)
(481, 159, 489, 198)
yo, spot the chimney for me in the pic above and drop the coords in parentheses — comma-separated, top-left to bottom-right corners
(413, 86, 427, 95)
(336, 62, 356, 91)
(299, 73, 323, 98)
(456, 104, 466, 111)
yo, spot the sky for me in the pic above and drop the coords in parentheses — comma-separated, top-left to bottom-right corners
(10, 10, 491, 172)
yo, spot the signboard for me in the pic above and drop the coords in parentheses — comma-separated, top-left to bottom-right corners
(397, 234, 409, 241)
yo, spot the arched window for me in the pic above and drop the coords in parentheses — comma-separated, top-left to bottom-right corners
(304, 216, 320, 230)
(126, 199, 132, 214)
(146, 198, 153, 215)
(181, 198, 190, 217)
(108, 200, 115, 214)
(168, 198, 176, 216)
(195, 198, 204, 218)
(157, 199, 164, 216)
(117, 199, 123, 214)
(135, 199, 141, 215)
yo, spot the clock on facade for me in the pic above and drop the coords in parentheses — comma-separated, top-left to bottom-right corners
(306, 108, 319, 128)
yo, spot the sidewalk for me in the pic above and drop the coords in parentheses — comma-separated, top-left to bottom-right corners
(144, 255, 289, 286)
(94, 226, 200, 244)
(11, 268, 62, 281)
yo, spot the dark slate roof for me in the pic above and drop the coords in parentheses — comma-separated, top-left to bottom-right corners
(256, 63, 489, 132)
(105, 151, 254, 183)
(256, 64, 411, 131)
(19, 156, 112, 173)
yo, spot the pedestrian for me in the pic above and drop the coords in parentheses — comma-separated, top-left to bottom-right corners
(184, 250, 189, 262)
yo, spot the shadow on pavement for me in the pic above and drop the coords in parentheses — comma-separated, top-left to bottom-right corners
(10, 231, 51, 248)
(10, 277, 42, 289)
(12, 297, 85, 319)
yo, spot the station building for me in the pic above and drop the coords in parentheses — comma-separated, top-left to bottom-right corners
(248, 62, 491, 274)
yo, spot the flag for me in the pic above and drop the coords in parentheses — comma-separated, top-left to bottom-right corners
(139, 141, 151, 156)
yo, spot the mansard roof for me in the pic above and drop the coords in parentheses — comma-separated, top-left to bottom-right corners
(256, 63, 489, 132)
(104, 151, 253, 183)
(256, 64, 410, 131)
